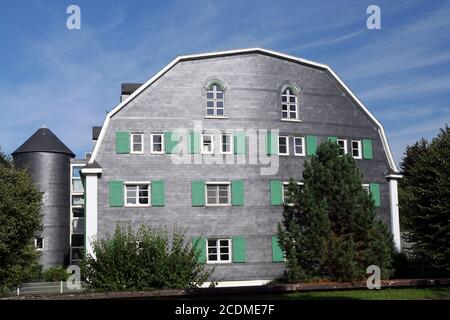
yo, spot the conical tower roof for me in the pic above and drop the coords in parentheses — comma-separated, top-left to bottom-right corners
(12, 127, 75, 157)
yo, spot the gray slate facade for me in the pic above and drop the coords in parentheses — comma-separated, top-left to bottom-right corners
(87, 49, 400, 282)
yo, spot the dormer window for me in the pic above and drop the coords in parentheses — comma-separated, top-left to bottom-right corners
(206, 82, 225, 116)
(281, 85, 299, 120)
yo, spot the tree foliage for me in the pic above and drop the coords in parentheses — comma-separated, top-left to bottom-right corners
(399, 125, 450, 277)
(0, 152, 42, 291)
(278, 141, 394, 282)
(81, 225, 213, 291)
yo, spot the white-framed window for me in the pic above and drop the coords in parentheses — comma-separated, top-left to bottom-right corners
(281, 86, 298, 119)
(125, 183, 150, 207)
(72, 195, 84, 206)
(362, 184, 370, 194)
(206, 82, 225, 116)
(351, 140, 362, 159)
(34, 237, 44, 251)
(294, 137, 305, 156)
(151, 133, 164, 154)
(220, 134, 233, 154)
(282, 181, 304, 205)
(202, 134, 214, 154)
(337, 139, 348, 156)
(205, 183, 230, 206)
(207, 238, 231, 263)
(278, 136, 289, 155)
(130, 133, 144, 154)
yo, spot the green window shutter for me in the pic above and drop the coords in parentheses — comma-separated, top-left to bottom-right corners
(270, 180, 283, 206)
(191, 180, 205, 206)
(232, 236, 246, 263)
(109, 181, 124, 207)
(363, 139, 373, 159)
(231, 180, 244, 206)
(116, 131, 130, 154)
(188, 131, 200, 154)
(306, 135, 317, 155)
(165, 131, 179, 154)
(328, 136, 337, 143)
(234, 132, 246, 154)
(266, 132, 278, 155)
(192, 237, 206, 263)
(272, 235, 284, 262)
(370, 183, 381, 207)
(151, 180, 165, 207)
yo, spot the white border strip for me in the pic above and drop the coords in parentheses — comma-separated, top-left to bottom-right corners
(88, 48, 398, 172)
(201, 279, 272, 288)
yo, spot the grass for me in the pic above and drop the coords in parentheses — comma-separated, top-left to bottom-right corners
(250, 287, 450, 300)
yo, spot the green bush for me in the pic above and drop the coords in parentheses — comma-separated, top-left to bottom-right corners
(81, 225, 213, 291)
(41, 266, 69, 282)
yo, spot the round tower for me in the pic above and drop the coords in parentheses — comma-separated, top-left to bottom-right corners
(12, 126, 75, 269)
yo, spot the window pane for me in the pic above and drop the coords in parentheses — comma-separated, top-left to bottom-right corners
(219, 239, 229, 246)
(207, 101, 214, 107)
(208, 240, 217, 247)
(207, 92, 213, 99)
(72, 195, 84, 206)
(72, 179, 84, 192)
(153, 144, 162, 152)
(282, 96, 287, 102)
(281, 104, 287, 111)
(206, 108, 214, 115)
(289, 96, 296, 103)
(216, 101, 223, 108)
(208, 255, 217, 261)
(72, 167, 82, 178)
(133, 134, 142, 142)
(216, 92, 224, 99)
(220, 254, 229, 260)
(71, 234, 84, 247)
(282, 111, 288, 118)
(72, 208, 84, 218)
(153, 135, 162, 143)
(290, 105, 296, 111)
(289, 112, 296, 118)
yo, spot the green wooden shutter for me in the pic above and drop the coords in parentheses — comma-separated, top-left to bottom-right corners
(188, 131, 200, 154)
(363, 139, 373, 159)
(165, 131, 179, 154)
(192, 237, 206, 263)
(370, 183, 381, 207)
(270, 180, 283, 205)
(116, 131, 130, 154)
(234, 132, 246, 154)
(266, 132, 278, 155)
(151, 180, 165, 207)
(328, 136, 337, 143)
(232, 236, 246, 263)
(231, 180, 244, 206)
(191, 180, 205, 206)
(109, 180, 124, 207)
(306, 135, 317, 155)
(272, 235, 284, 262)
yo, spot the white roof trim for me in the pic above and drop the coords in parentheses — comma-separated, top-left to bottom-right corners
(89, 48, 399, 172)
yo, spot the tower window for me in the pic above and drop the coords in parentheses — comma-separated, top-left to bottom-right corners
(206, 82, 225, 116)
(281, 86, 298, 119)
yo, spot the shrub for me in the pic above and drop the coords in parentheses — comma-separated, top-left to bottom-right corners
(81, 225, 213, 291)
(41, 267, 69, 282)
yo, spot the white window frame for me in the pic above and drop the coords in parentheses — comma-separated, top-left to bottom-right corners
(337, 139, 348, 155)
(201, 134, 214, 154)
(34, 237, 44, 251)
(278, 136, 289, 156)
(351, 140, 362, 159)
(124, 182, 151, 207)
(205, 182, 231, 207)
(206, 82, 225, 117)
(220, 133, 233, 154)
(281, 86, 298, 120)
(293, 137, 306, 156)
(362, 184, 370, 195)
(150, 133, 164, 154)
(130, 133, 144, 154)
(282, 181, 304, 205)
(206, 238, 232, 264)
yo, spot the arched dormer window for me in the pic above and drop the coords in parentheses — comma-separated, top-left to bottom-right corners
(206, 81, 225, 116)
(281, 85, 299, 120)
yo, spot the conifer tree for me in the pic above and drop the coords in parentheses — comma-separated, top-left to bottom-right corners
(279, 141, 394, 282)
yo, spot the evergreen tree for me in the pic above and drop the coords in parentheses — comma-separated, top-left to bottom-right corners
(278, 141, 394, 282)
(399, 125, 450, 277)
(0, 153, 42, 291)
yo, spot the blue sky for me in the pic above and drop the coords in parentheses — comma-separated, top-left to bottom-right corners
(1, 0, 449, 164)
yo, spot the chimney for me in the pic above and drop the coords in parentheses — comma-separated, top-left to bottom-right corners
(92, 126, 101, 149)
(121, 83, 142, 102)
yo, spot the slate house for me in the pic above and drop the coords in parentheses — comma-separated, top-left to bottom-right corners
(80, 48, 402, 284)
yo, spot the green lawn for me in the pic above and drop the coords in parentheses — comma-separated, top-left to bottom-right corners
(258, 287, 450, 300)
